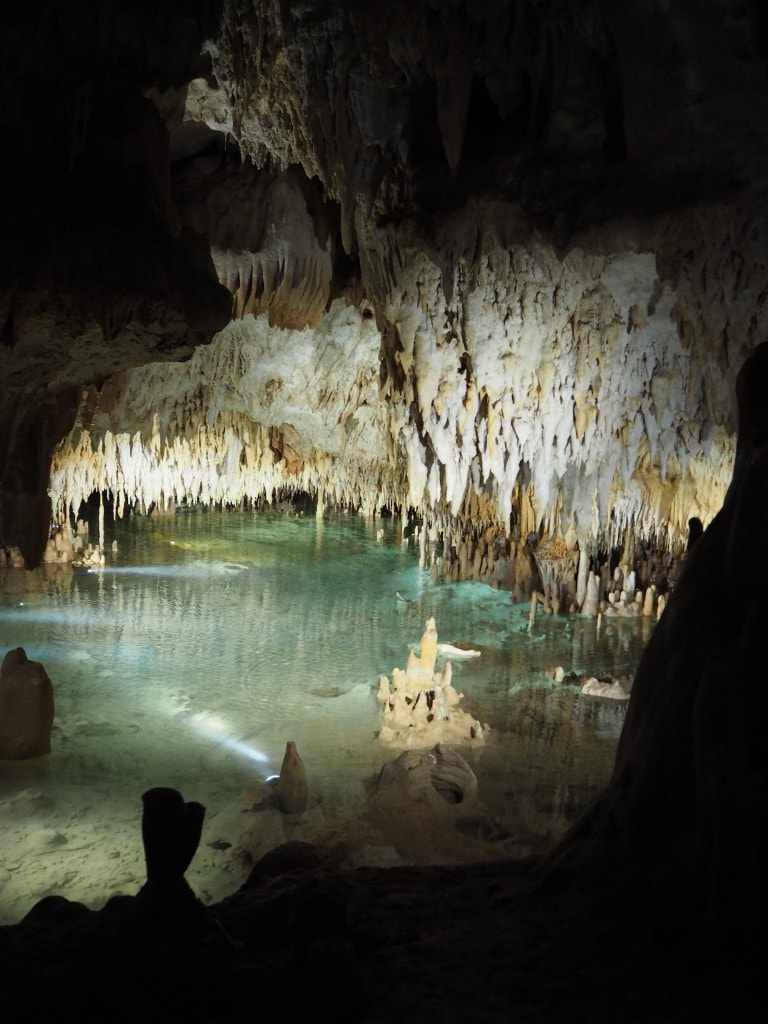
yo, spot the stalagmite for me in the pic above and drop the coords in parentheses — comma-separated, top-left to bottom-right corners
(0, 648, 55, 760)
(528, 592, 538, 629)
(576, 548, 589, 608)
(581, 572, 600, 616)
(419, 618, 438, 672)
(379, 619, 486, 748)
(276, 741, 308, 815)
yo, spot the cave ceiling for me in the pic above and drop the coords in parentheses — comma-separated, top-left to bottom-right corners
(2, 0, 768, 567)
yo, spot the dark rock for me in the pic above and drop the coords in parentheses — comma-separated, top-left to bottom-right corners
(0, 647, 54, 760)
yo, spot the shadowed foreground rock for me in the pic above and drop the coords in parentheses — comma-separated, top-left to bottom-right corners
(3, 348, 768, 1019)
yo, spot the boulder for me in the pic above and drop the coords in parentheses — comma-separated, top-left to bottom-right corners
(0, 648, 54, 760)
(371, 744, 510, 863)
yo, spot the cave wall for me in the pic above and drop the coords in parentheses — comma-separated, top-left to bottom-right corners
(3, 1, 768, 566)
(0, 1, 232, 565)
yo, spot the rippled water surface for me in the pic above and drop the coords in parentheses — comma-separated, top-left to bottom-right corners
(0, 510, 653, 923)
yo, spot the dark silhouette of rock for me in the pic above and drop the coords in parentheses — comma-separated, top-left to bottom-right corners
(136, 786, 206, 921)
(244, 840, 329, 884)
(687, 515, 704, 550)
(548, 341, 768, 977)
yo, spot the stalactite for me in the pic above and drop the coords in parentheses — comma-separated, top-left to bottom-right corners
(46, 253, 740, 599)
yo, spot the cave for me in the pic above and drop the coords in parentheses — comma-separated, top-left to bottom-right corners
(2, 2, 768, 1020)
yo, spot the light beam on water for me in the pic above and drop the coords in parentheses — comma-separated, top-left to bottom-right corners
(0, 509, 651, 923)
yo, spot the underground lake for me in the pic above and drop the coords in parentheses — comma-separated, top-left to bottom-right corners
(0, 508, 651, 924)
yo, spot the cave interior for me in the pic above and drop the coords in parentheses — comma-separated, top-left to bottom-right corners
(2, 2, 768, 1020)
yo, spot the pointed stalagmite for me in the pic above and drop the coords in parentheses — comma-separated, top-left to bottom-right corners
(277, 740, 308, 814)
(419, 617, 438, 671)
(581, 572, 600, 616)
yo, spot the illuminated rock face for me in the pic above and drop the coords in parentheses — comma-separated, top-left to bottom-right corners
(3, 1, 768, 569)
(48, 237, 739, 559)
(49, 300, 392, 518)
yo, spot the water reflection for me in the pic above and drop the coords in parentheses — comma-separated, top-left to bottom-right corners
(0, 510, 650, 922)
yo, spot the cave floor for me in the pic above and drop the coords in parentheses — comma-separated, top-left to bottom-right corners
(1, 847, 759, 1023)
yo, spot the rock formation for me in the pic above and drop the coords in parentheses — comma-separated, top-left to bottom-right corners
(138, 786, 206, 918)
(2, 0, 767, 589)
(378, 617, 487, 747)
(276, 740, 309, 815)
(1, 2, 768, 1017)
(547, 339, 768, 952)
(371, 743, 512, 863)
(579, 675, 632, 701)
(0, 647, 54, 760)
(3, 302, 768, 1024)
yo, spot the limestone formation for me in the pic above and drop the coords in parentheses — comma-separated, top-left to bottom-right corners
(378, 618, 487, 748)
(276, 740, 309, 815)
(0, 648, 54, 760)
(0, 1, 759, 576)
(47, 301, 391, 521)
(580, 571, 600, 617)
(1, 2, 767, 1017)
(371, 743, 511, 863)
(579, 676, 632, 701)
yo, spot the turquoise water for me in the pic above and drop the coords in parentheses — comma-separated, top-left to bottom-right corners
(0, 510, 651, 923)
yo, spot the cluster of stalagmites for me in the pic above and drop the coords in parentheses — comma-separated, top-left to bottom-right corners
(24, 490, 685, 622)
(40, 519, 110, 569)
(420, 518, 682, 620)
(378, 617, 486, 748)
(0, 547, 26, 569)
